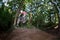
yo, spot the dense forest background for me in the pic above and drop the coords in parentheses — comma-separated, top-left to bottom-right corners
(0, 0, 60, 30)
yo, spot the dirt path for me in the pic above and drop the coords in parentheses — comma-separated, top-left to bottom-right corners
(3, 28, 56, 40)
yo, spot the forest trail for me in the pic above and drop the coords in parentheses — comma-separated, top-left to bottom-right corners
(4, 28, 57, 40)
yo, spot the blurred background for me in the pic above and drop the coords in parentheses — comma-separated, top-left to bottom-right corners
(0, 0, 60, 36)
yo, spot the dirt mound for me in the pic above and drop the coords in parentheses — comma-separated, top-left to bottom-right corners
(0, 28, 57, 40)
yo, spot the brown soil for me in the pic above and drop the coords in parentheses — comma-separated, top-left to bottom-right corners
(0, 28, 57, 40)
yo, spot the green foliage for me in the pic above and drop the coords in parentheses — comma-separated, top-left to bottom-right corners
(0, 2, 14, 32)
(24, 0, 59, 29)
(0, 0, 59, 30)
